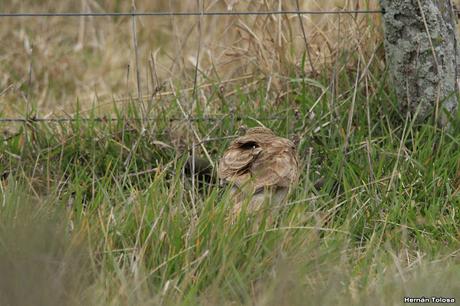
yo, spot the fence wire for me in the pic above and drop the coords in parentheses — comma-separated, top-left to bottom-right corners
(0, 9, 384, 18)
(2, 7, 453, 124)
(0, 115, 286, 123)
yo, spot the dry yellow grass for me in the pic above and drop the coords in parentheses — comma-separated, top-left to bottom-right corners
(0, 0, 381, 117)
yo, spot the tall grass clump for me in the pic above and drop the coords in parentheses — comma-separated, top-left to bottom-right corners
(1, 58, 459, 304)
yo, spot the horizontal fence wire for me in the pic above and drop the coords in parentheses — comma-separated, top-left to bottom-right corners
(0, 9, 385, 17)
(0, 116, 286, 123)
(2, 7, 457, 124)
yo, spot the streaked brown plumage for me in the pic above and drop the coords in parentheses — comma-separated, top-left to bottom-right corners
(217, 127, 299, 214)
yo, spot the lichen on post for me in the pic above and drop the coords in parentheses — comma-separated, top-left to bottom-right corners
(380, 0, 459, 125)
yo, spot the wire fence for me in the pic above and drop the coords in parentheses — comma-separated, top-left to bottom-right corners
(0, 6, 437, 124)
(0, 115, 286, 123)
(0, 9, 385, 18)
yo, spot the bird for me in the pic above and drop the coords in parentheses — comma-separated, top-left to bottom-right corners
(217, 126, 299, 216)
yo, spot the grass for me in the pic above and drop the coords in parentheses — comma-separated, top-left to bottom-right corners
(0, 1, 459, 305)
(0, 60, 459, 305)
(0, 0, 381, 116)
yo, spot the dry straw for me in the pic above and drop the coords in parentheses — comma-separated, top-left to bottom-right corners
(0, 0, 382, 119)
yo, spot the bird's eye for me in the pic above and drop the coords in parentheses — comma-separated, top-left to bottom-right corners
(240, 141, 259, 149)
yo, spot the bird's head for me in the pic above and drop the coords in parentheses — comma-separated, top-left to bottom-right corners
(245, 126, 275, 135)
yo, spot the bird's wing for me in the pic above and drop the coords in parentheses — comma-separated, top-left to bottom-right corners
(251, 140, 299, 191)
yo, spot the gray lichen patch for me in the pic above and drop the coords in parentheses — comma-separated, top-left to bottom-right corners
(380, 0, 459, 124)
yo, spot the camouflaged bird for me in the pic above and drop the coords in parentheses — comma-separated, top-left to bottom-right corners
(217, 127, 299, 214)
